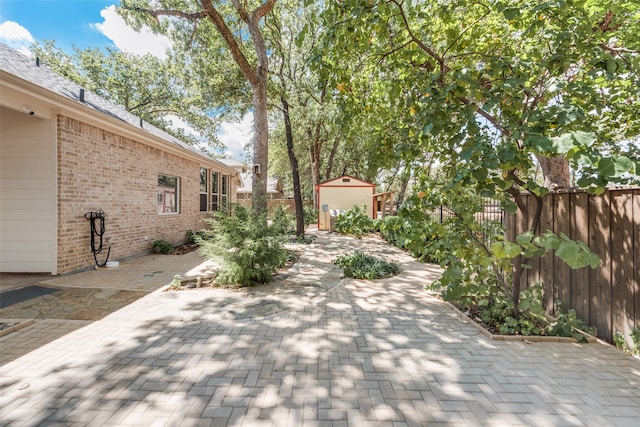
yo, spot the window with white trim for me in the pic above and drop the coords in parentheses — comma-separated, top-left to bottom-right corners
(158, 174, 179, 214)
(221, 174, 229, 210)
(211, 171, 219, 211)
(199, 168, 208, 212)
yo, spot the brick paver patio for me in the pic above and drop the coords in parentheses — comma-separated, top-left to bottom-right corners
(1, 232, 639, 426)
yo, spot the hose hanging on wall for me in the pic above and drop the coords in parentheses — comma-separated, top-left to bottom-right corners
(84, 209, 111, 268)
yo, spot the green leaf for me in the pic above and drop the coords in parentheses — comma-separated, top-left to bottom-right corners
(472, 168, 488, 182)
(598, 156, 633, 178)
(571, 131, 597, 148)
(503, 200, 518, 214)
(555, 240, 600, 269)
(545, 131, 596, 155)
(534, 232, 562, 250)
(549, 134, 576, 154)
(491, 241, 521, 259)
(516, 231, 534, 245)
(503, 8, 521, 20)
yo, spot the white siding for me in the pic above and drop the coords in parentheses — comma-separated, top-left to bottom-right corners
(0, 107, 56, 273)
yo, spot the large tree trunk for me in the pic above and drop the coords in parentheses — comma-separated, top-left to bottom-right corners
(309, 128, 321, 209)
(120, 0, 275, 216)
(396, 168, 411, 205)
(536, 154, 571, 190)
(201, 0, 274, 216)
(281, 97, 305, 236)
(251, 80, 269, 215)
(325, 136, 340, 181)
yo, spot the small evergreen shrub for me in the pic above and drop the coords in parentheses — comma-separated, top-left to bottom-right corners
(198, 205, 290, 286)
(185, 229, 207, 244)
(270, 206, 295, 235)
(333, 251, 400, 280)
(304, 205, 318, 226)
(170, 275, 182, 290)
(152, 239, 173, 253)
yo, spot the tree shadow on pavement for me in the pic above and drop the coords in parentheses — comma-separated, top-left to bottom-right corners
(2, 234, 640, 426)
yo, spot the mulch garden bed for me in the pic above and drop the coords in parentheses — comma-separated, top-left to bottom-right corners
(163, 243, 200, 255)
(444, 299, 598, 343)
(166, 249, 303, 291)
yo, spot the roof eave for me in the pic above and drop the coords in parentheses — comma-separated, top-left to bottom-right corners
(0, 70, 237, 175)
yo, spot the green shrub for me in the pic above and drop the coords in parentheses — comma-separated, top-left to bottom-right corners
(378, 215, 406, 247)
(613, 327, 640, 355)
(333, 251, 400, 279)
(334, 205, 375, 238)
(271, 206, 295, 235)
(470, 286, 547, 336)
(197, 205, 290, 286)
(631, 327, 640, 355)
(170, 275, 182, 290)
(614, 331, 626, 350)
(545, 301, 595, 342)
(152, 239, 173, 253)
(303, 204, 318, 226)
(378, 209, 447, 263)
(379, 182, 600, 339)
(185, 229, 207, 244)
(293, 234, 317, 244)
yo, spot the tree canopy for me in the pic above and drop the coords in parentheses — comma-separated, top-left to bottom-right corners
(309, 0, 639, 314)
(119, 0, 276, 214)
(30, 40, 228, 150)
(312, 0, 639, 197)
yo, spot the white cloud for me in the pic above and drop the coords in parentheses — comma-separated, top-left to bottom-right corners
(217, 113, 254, 161)
(92, 5, 172, 59)
(0, 21, 34, 56)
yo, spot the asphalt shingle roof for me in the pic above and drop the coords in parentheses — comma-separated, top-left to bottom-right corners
(0, 42, 211, 160)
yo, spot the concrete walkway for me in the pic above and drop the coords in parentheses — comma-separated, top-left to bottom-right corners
(1, 232, 639, 426)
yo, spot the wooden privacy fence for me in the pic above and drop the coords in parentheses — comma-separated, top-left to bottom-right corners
(505, 187, 640, 344)
(236, 199, 312, 217)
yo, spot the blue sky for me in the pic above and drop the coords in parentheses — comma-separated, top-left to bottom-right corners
(0, 0, 118, 53)
(0, 0, 251, 160)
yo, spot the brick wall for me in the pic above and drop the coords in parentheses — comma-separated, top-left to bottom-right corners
(56, 115, 216, 274)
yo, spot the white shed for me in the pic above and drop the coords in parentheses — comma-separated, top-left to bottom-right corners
(316, 175, 376, 231)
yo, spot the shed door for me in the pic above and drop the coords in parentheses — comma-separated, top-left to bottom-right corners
(0, 107, 56, 273)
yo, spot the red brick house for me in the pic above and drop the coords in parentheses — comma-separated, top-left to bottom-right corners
(0, 43, 238, 275)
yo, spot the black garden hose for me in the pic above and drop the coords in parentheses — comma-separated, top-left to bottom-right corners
(84, 209, 111, 267)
